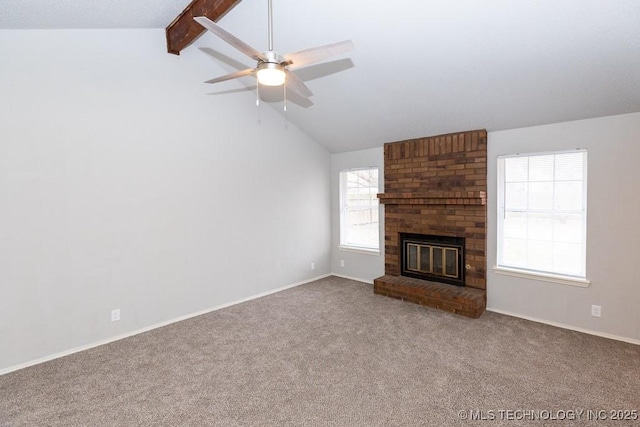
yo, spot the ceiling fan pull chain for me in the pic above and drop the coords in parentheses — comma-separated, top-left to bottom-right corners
(256, 82, 260, 106)
(284, 82, 287, 112)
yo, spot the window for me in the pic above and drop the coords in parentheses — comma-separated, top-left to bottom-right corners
(339, 168, 380, 252)
(497, 150, 587, 282)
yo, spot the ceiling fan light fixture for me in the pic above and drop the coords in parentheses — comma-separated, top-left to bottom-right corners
(257, 62, 286, 86)
(195, 0, 353, 100)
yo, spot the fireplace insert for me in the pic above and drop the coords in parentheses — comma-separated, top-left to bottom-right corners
(400, 233, 465, 287)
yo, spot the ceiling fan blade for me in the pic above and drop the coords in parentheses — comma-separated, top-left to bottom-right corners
(284, 40, 354, 70)
(205, 68, 256, 84)
(194, 16, 266, 62)
(285, 70, 313, 98)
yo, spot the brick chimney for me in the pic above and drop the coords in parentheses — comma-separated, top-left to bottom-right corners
(374, 130, 487, 318)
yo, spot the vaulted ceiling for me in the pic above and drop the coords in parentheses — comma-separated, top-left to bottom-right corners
(2, 0, 639, 153)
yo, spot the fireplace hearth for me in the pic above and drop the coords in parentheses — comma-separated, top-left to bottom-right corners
(373, 130, 487, 318)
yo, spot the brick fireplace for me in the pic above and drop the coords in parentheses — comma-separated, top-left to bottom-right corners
(373, 130, 487, 318)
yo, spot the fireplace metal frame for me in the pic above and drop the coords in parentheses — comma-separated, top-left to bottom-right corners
(400, 233, 466, 287)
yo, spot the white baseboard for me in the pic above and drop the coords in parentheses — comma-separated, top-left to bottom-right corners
(331, 273, 374, 284)
(0, 273, 331, 376)
(487, 307, 640, 346)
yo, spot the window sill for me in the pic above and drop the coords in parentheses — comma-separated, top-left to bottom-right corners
(493, 266, 590, 288)
(338, 245, 381, 256)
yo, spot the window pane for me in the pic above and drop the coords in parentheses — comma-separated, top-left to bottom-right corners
(555, 152, 584, 181)
(552, 242, 583, 276)
(502, 238, 527, 267)
(527, 240, 553, 271)
(554, 181, 583, 211)
(503, 212, 527, 239)
(345, 208, 378, 247)
(529, 155, 554, 182)
(505, 182, 527, 209)
(370, 168, 379, 187)
(552, 213, 583, 244)
(528, 181, 553, 210)
(505, 157, 528, 182)
(527, 213, 553, 241)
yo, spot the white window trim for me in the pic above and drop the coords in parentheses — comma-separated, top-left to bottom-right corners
(339, 167, 380, 252)
(338, 244, 381, 256)
(496, 149, 589, 284)
(493, 266, 590, 287)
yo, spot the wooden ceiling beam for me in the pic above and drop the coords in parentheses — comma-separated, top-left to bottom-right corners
(166, 0, 243, 55)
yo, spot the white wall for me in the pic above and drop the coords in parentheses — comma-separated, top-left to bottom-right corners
(487, 112, 640, 342)
(330, 147, 385, 282)
(0, 29, 331, 371)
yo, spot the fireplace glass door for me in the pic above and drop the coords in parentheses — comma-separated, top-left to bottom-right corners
(406, 243, 459, 278)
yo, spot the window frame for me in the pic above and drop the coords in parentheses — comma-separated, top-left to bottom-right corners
(339, 167, 381, 255)
(495, 149, 590, 287)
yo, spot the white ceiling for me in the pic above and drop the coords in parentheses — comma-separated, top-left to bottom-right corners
(2, 0, 639, 153)
(0, 0, 189, 29)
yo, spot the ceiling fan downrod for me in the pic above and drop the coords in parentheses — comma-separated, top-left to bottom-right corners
(267, 0, 274, 52)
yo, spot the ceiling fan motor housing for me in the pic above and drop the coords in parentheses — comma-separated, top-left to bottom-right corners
(257, 52, 286, 86)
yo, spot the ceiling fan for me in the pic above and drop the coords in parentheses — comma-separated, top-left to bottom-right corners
(194, 0, 353, 105)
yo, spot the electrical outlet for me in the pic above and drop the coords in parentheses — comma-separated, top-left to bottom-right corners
(340, 260, 345, 267)
(311, 262, 315, 270)
(591, 305, 601, 318)
(111, 308, 121, 322)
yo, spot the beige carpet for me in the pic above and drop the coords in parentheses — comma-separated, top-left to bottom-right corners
(1, 276, 638, 426)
